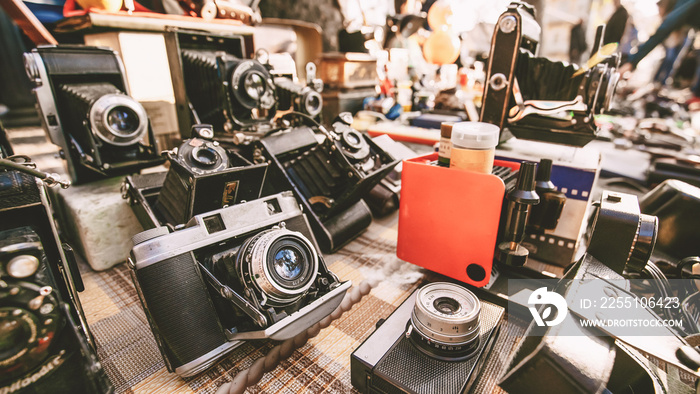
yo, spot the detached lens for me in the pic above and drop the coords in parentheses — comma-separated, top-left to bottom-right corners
(106, 106, 140, 136)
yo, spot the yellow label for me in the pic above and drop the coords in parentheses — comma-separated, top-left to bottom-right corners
(449, 147, 494, 174)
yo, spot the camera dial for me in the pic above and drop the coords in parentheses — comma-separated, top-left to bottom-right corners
(408, 282, 481, 360)
(6, 255, 40, 279)
(90, 94, 148, 146)
(0, 280, 61, 382)
(238, 228, 319, 306)
(176, 138, 229, 175)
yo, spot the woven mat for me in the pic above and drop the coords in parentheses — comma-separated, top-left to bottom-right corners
(7, 126, 528, 393)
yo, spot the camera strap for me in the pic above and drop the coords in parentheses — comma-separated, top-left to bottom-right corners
(0, 157, 70, 188)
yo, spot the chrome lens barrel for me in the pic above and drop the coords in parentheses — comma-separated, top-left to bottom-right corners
(408, 282, 482, 359)
(239, 228, 319, 305)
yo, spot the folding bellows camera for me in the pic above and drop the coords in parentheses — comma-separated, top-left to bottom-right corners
(178, 32, 323, 143)
(481, 1, 620, 146)
(256, 115, 399, 252)
(24, 46, 164, 183)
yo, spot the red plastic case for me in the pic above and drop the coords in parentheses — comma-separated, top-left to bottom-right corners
(397, 153, 519, 287)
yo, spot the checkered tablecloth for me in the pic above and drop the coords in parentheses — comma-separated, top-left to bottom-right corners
(7, 126, 528, 393)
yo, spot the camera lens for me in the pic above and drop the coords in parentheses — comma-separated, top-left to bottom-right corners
(0, 309, 33, 359)
(177, 139, 229, 174)
(303, 91, 322, 117)
(90, 94, 148, 146)
(345, 132, 360, 146)
(273, 247, 303, 281)
(408, 282, 481, 360)
(106, 106, 140, 136)
(192, 146, 219, 167)
(238, 228, 319, 305)
(243, 72, 266, 101)
(338, 127, 371, 162)
(434, 297, 461, 315)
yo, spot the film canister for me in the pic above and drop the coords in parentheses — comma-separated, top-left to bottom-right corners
(449, 122, 499, 174)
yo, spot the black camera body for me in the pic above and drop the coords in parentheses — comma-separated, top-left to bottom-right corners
(129, 192, 350, 377)
(256, 115, 399, 252)
(0, 136, 112, 392)
(351, 282, 504, 393)
(24, 45, 164, 183)
(180, 47, 277, 141)
(153, 124, 269, 226)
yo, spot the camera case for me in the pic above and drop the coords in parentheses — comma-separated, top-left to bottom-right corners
(179, 45, 277, 140)
(129, 191, 350, 377)
(24, 45, 164, 184)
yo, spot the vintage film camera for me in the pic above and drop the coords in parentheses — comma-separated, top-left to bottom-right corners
(351, 282, 504, 393)
(152, 124, 268, 226)
(481, 2, 620, 146)
(179, 44, 277, 140)
(176, 30, 324, 143)
(0, 128, 112, 393)
(255, 113, 399, 252)
(23, 45, 164, 184)
(129, 192, 350, 376)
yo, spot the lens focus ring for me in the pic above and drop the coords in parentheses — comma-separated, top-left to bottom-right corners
(89, 94, 148, 146)
(240, 228, 319, 305)
(411, 282, 481, 346)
